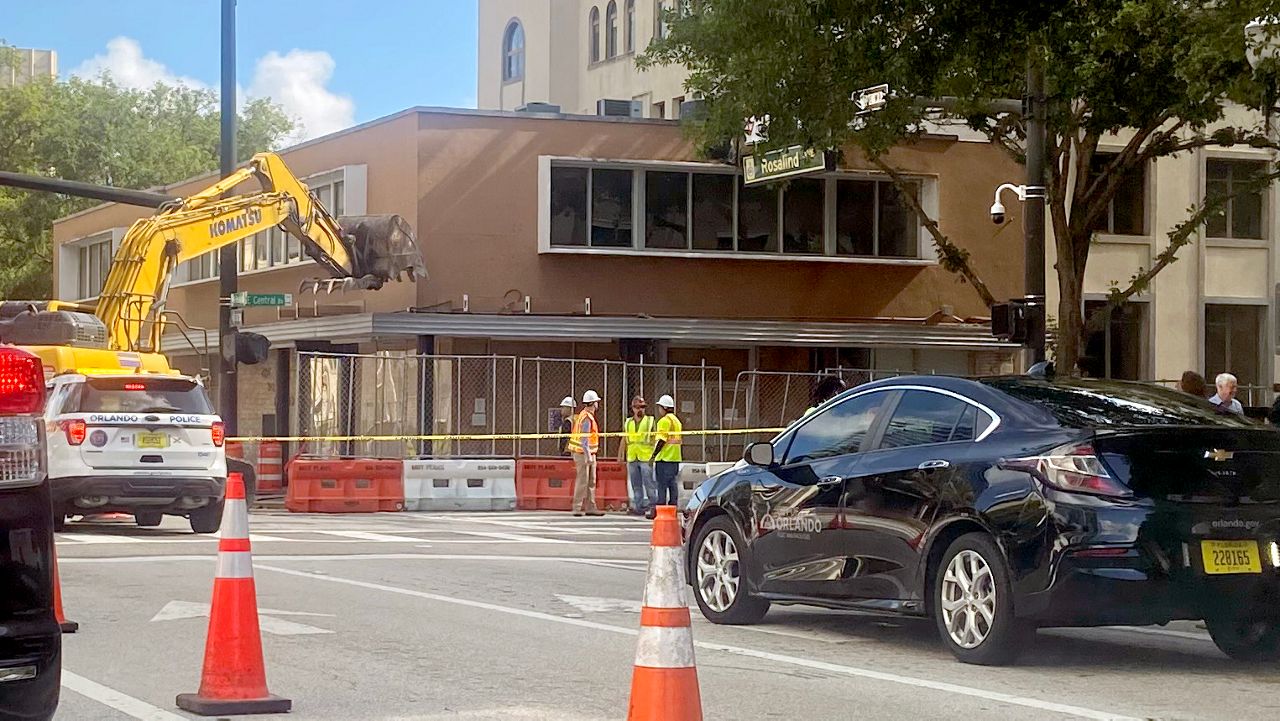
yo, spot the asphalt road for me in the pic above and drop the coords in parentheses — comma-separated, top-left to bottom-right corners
(52, 509, 1280, 721)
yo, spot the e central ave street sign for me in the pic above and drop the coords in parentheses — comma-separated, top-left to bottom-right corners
(230, 292, 293, 308)
(742, 145, 828, 186)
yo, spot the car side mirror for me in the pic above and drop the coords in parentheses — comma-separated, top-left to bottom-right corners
(744, 442, 774, 467)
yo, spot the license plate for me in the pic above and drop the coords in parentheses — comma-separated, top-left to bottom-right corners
(1201, 540, 1262, 575)
(135, 432, 169, 449)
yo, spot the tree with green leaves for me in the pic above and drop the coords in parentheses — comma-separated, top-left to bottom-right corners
(0, 73, 293, 299)
(643, 1, 1280, 373)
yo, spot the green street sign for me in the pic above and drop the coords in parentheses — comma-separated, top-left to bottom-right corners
(230, 292, 293, 308)
(742, 145, 827, 186)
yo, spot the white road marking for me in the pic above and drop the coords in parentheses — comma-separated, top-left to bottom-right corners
(556, 594, 646, 613)
(60, 553, 648, 565)
(255, 565, 1142, 721)
(565, 559, 648, 572)
(441, 529, 574, 544)
(61, 670, 189, 721)
(316, 530, 429, 543)
(59, 534, 139, 544)
(1107, 626, 1212, 642)
(150, 600, 332, 636)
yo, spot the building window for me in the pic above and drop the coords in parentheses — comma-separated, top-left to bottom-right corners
(546, 160, 929, 260)
(652, 101, 665, 119)
(502, 20, 525, 81)
(1205, 303, 1265, 401)
(1089, 153, 1147, 235)
(1207, 159, 1267, 240)
(625, 0, 635, 53)
(835, 179, 921, 258)
(77, 234, 114, 300)
(655, 0, 667, 40)
(606, 1, 619, 58)
(645, 171, 688, 249)
(672, 96, 684, 119)
(1083, 300, 1147, 380)
(590, 6, 601, 63)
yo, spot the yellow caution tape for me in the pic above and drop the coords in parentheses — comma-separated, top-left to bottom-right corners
(228, 427, 787, 443)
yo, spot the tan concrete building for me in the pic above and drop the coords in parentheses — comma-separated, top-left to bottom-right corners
(1045, 109, 1279, 403)
(0, 47, 57, 87)
(52, 107, 1021, 440)
(479, 0, 692, 118)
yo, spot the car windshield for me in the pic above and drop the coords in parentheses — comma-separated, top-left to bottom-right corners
(73, 377, 214, 414)
(980, 378, 1255, 428)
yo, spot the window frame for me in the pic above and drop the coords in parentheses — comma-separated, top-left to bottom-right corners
(605, 1, 619, 59)
(871, 388, 989, 451)
(589, 6, 601, 63)
(625, 0, 636, 53)
(776, 389, 896, 466)
(73, 231, 116, 301)
(502, 19, 525, 82)
(539, 156, 937, 265)
(1204, 156, 1270, 242)
(1087, 151, 1149, 237)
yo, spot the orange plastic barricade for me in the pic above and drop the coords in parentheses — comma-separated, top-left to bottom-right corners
(285, 459, 404, 513)
(256, 441, 283, 492)
(595, 461, 629, 512)
(515, 458, 575, 511)
(225, 440, 244, 461)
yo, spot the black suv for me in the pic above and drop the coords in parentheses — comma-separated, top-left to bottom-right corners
(0, 347, 60, 720)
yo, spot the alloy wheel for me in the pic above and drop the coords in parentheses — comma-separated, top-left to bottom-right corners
(941, 549, 997, 649)
(696, 529, 740, 612)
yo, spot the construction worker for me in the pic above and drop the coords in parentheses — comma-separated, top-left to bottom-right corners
(567, 390, 606, 517)
(558, 396, 576, 456)
(649, 394, 682, 517)
(803, 375, 847, 418)
(617, 395, 656, 516)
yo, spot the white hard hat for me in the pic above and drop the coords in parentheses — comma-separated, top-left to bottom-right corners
(657, 394, 676, 409)
(560, 396, 575, 408)
(582, 390, 601, 404)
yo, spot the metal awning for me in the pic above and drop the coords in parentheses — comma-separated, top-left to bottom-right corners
(167, 311, 1017, 351)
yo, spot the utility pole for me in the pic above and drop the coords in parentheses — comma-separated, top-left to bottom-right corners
(1023, 59, 1048, 363)
(218, 0, 238, 433)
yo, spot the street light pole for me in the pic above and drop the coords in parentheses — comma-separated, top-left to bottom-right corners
(218, 0, 238, 434)
(1023, 59, 1048, 363)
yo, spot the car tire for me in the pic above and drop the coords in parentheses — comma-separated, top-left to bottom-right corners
(690, 516, 769, 625)
(932, 532, 1034, 666)
(134, 511, 163, 528)
(188, 501, 223, 534)
(1205, 612, 1280, 662)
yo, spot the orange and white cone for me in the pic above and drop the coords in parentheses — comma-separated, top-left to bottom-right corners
(176, 473, 291, 715)
(51, 544, 78, 633)
(628, 505, 702, 721)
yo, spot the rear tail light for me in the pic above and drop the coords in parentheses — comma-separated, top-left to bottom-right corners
(211, 421, 225, 447)
(0, 347, 45, 488)
(123, 382, 146, 391)
(1000, 442, 1132, 498)
(62, 419, 87, 446)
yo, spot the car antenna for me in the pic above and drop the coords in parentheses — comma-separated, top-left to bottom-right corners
(1025, 360, 1055, 379)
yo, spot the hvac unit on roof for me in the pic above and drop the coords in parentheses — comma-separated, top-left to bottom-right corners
(596, 99, 643, 118)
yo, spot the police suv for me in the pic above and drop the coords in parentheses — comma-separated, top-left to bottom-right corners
(44, 372, 227, 533)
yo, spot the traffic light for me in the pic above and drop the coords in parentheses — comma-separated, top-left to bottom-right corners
(235, 331, 270, 365)
(990, 298, 1044, 345)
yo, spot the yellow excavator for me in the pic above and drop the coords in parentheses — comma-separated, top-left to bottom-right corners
(0, 152, 426, 375)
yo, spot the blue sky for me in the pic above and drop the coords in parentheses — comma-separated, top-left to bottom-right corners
(3, 0, 478, 140)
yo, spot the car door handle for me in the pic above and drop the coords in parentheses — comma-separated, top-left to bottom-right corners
(918, 460, 950, 470)
(817, 475, 843, 487)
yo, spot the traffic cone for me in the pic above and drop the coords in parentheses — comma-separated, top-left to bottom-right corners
(176, 473, 291, 715)
(51, 545, 78, 633)
(627, 505, 702, 721)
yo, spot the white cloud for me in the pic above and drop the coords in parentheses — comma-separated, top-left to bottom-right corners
(72, 37, 357, 144)
(71, 36, 209, 91)
(248, 49, 355, 143)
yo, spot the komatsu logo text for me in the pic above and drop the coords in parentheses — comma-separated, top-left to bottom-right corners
(209, 208, 263, 238)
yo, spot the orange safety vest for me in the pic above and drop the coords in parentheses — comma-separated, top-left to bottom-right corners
(566, 410, 600, 455)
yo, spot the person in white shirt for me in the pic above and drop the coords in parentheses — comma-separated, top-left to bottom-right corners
(1208, 372, 1245, 415)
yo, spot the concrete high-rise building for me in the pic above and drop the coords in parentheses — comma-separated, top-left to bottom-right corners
(0, 48, 57, 88)
(478, 0, 692, 118)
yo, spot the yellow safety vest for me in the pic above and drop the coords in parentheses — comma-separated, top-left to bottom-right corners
(655, 414, 683, 463)
(624, 415, 656, 462)
(566, 410, 599, 455)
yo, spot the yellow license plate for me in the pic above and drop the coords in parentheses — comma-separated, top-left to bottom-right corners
(1201, 540, 1262, 575)
(135, 432, 169, 449)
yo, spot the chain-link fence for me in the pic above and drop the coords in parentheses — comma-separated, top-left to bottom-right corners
(516, 357, 626, 458)
(296, 351, 517, 459)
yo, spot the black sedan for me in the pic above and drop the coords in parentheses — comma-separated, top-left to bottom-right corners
(683, 374, 1280, 665)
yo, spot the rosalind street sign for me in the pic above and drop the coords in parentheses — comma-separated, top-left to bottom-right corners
(742, 145, 828, 186)
(230, 292, 293, 308)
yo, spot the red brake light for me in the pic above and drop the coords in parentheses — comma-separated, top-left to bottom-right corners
(0, 347, 46, 414)
(123, 382, 146, 391)
(211, 421, 225, 447)
(1001, 442, 1131, 498)
(63, 418, 87, 446)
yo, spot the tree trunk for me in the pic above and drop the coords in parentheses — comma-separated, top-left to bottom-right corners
(1055, 239, 1087, 376)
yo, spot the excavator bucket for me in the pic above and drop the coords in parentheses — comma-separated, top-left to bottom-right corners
(301, 214, 427, 294)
